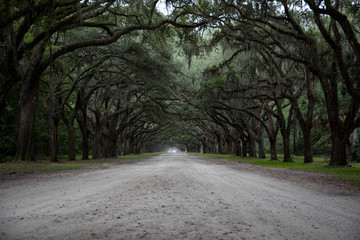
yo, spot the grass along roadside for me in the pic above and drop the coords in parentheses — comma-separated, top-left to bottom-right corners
(0, 152, 164, 175)
(189, 153, 360, 184)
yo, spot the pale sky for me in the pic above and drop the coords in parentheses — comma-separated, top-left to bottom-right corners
(157, 0, 172, 15)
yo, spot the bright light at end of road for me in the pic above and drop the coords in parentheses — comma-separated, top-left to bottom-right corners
(168, 148, 178, 153)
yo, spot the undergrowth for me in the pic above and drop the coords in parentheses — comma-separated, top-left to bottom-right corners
(0, 152, 163, 174)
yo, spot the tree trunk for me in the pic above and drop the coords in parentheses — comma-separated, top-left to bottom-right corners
(255, 126, 266, 159)
(139, 144, 144, 154)
(103, 136, 110, 158)
(15, 40, 47, 161)
(15, 77, 40, 161)
(249, 134, 256, 157)
(92, 125, 102, 159)
(50, 117, 60, 162)
(77, 107, 89, 160)
(104, 136, 117, 158)
(81, 120, 89, 160)
(67, 119, 76, 160)
(296, 67, 314, 163)
(235, 140, 242, 156)
(264, 109, 279, 161)
(124, 138, 130, 155)
(76, 89, 89, 160)
(216, 134, 222, 154)
(273, 100, 293, 162)
(135, 142, 141, 154)
(269, 137, 278, 161)
(303, 128, 313, 163)
(241, 139, 247, 157)
(282, 133, 293, 162)
(329, 131, 350, 166)
(129, 139, 135, 154)
(257, 135, 266, 159)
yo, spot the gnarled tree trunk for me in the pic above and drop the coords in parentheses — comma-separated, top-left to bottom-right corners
(248, 134, 256, 157)
(329, 130, 351, 166)
(269, 137, 278, 161)
(15, 82, 39, 162)
(257, 133, 266, 159)
(15, 41, 47, 161)
(282, 133, 293, 162)
(77, 106, 89, 160)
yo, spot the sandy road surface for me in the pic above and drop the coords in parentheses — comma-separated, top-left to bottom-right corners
(0, 153, 359, 240)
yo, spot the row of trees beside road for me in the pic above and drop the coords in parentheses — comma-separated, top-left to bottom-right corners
(0, 0, 208, 161)
(174, 0, 360, 166)
(1, 0, 359, 166)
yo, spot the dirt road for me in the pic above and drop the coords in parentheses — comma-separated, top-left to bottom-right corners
(1, 153, 359, 239)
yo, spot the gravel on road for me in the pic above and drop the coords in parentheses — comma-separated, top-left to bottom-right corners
(1, 153, 359, 240)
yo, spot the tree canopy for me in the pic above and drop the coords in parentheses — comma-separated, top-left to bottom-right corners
(0, 0, 359, 166)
